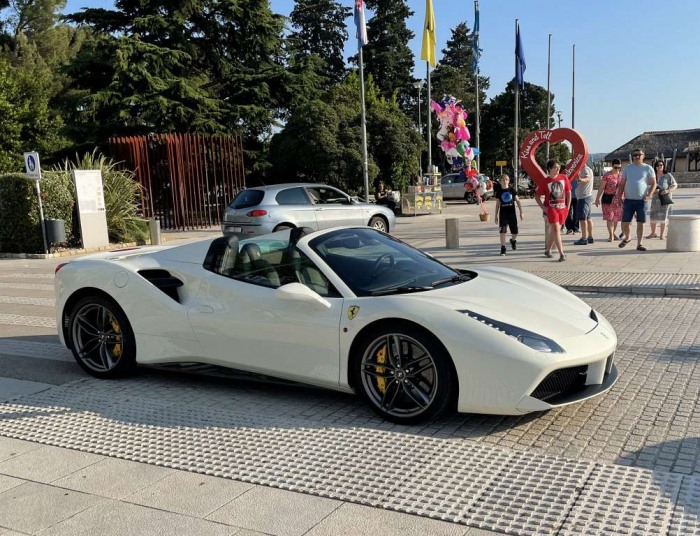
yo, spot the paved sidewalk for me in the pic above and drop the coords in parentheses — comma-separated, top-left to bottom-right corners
(0, 190, 698, 535)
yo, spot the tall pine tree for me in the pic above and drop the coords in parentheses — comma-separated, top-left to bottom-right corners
(63, 0, 223, 145)
(288, 0, 349, 87)
(362, 0, 414, 110)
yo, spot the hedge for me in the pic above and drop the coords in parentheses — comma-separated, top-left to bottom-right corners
(0, 171, 75, 253)
(0, 153, 147, 254)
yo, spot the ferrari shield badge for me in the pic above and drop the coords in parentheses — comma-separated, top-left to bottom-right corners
(347, 306, 360, 320)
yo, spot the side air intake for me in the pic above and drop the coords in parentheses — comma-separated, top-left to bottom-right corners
(138, 269, 184, 302)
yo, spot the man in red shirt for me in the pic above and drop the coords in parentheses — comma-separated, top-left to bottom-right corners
(535, 159, 571, 262)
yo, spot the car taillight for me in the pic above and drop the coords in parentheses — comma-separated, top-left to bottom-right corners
(247, 209, 268, 217)
(55, 262, 68, 274)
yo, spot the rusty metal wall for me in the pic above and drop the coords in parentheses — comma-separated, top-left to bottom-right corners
(109, 134, 245, 230)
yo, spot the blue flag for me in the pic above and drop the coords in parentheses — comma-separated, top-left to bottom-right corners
(515, 22, 526, 89)
(472, 2, 481, 74)
(354, 0, 368, 48)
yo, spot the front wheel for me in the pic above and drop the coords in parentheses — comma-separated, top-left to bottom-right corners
(353, 323, 456, 424)
(368, 216, 388, 233)
(465, 191, 478, 204)
(68, 296, 136, 378)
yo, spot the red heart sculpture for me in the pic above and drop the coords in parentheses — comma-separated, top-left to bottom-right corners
(519, 128, 589, 190)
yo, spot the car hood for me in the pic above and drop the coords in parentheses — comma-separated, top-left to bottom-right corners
(407, 266, 596, 338)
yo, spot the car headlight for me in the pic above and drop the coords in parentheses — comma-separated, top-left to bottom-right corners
(460, 309, 564, 353)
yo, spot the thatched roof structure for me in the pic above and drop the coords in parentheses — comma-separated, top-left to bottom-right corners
(605, 128, 700, 162)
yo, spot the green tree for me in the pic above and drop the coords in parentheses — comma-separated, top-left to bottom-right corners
(62, 1, 223, 147)
(0, 57, 26, 171)
(269, 73, 420, 195)
(288, 0, 349, 87)
(1, 0, 80, 164)
(361, 0, 414, 109)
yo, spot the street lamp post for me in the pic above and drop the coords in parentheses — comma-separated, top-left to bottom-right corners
(413, 80, 425, 178)
(556, 111, 563, 128)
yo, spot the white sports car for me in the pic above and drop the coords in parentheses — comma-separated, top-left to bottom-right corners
(55, 227, 618, 424)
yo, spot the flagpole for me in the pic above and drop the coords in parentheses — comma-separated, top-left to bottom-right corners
(421, 0, 436, 177)
(514, 20, 519, 182)
(474, 0, 480, 171)
(359, 47, 369, 202)
(354, 0, 370, 201)
(572, 44, 576, 128)
(427, 62, 432, 174)
(546, 33, 551, 160)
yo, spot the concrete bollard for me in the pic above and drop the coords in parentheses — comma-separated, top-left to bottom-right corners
(445, 218, 460, 249)
(149, 218, 162, 246)
(667, 214, 700, 252)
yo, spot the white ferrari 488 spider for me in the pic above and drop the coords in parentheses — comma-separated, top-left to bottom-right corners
(55, 226, 618, 424)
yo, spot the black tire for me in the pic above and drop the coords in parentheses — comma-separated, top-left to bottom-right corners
(353, 323, 456, 424)
(68, 296, 136, 378)
(465, 191, 478, 204)
(368, 216, 388, 233)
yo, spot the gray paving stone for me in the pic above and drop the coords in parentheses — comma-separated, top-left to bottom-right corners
(0, 482, 104, 534)
(305, 503, 467, 535)
(207, 486, 341, 536)
(0, 474, 22, 494)
(0, 437, 41, 463)
(52, 457, 173, 499)
(37, 499, 234, 536)
(126, 471, 254, 518)
(0, 445, 103, 483)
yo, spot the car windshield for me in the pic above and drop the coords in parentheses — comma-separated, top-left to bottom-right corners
(309, 228, 471, 296)
(228, 189, 264, 209)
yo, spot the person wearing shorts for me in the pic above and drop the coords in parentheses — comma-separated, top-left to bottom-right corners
(536, 159, 571, 262)
(617, 149, 656, 251)
(494, 174, 523, 256)
(573, 165, 595, 245)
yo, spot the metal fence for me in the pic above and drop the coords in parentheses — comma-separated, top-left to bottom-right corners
(109, 133, 245, 230)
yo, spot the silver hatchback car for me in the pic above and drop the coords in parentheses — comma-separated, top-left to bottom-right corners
(222, 183, 396, 238)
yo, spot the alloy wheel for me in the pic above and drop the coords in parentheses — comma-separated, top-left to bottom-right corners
(71, 302, 125, 373)
(360, 333, 438, 419)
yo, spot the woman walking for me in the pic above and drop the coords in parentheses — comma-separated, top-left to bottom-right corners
(594, 158, 624, 241)
(647, 160, 678, 239)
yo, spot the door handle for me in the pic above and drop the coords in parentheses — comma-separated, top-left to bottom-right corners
(195, 305, 215, 314)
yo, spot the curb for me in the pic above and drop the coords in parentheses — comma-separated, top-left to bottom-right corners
(562, 284, 700, 298)
(0, 241, 146, 260)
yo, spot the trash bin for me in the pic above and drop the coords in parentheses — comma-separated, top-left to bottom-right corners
(45, 219, 66, 244)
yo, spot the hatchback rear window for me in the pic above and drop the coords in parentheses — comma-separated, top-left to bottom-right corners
(229, 189, 265, 209)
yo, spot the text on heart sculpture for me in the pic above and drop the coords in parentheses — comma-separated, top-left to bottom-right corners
(518, 128, 589, 190)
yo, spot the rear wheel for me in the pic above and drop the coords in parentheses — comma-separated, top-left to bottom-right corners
(368, 216, 388, 232)
(354, 323, 455, 424)
(68, 296, 136, 378)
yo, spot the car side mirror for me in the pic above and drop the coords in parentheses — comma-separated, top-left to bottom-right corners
(275, 283, 331, 308)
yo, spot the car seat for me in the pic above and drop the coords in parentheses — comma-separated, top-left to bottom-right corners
(204, 235, 238, 277)
(236, 243, 281, 287)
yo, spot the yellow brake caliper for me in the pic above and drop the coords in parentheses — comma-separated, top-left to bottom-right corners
(109, 315, 122, 357)
(375, 344, 387, 394)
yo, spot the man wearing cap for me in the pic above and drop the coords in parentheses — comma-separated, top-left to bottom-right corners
(573, 165, 595, 245)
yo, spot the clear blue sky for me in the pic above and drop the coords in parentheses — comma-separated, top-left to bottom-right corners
(64, 0, 700, 154)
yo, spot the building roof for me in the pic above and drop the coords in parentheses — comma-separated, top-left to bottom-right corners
(605, 128, 700, 161)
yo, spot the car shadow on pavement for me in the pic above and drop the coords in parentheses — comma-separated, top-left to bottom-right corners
(617, 438, 700, 527)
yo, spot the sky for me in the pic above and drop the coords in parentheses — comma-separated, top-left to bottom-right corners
(62, 0, 700, 154)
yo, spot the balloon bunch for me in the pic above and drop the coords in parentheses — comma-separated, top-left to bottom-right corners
(431, 96, 479, 171)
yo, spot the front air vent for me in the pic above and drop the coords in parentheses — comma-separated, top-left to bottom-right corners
(138, 269, 184, 303)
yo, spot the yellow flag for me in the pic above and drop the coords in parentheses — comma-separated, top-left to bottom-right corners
(421, 0, 437, 68)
